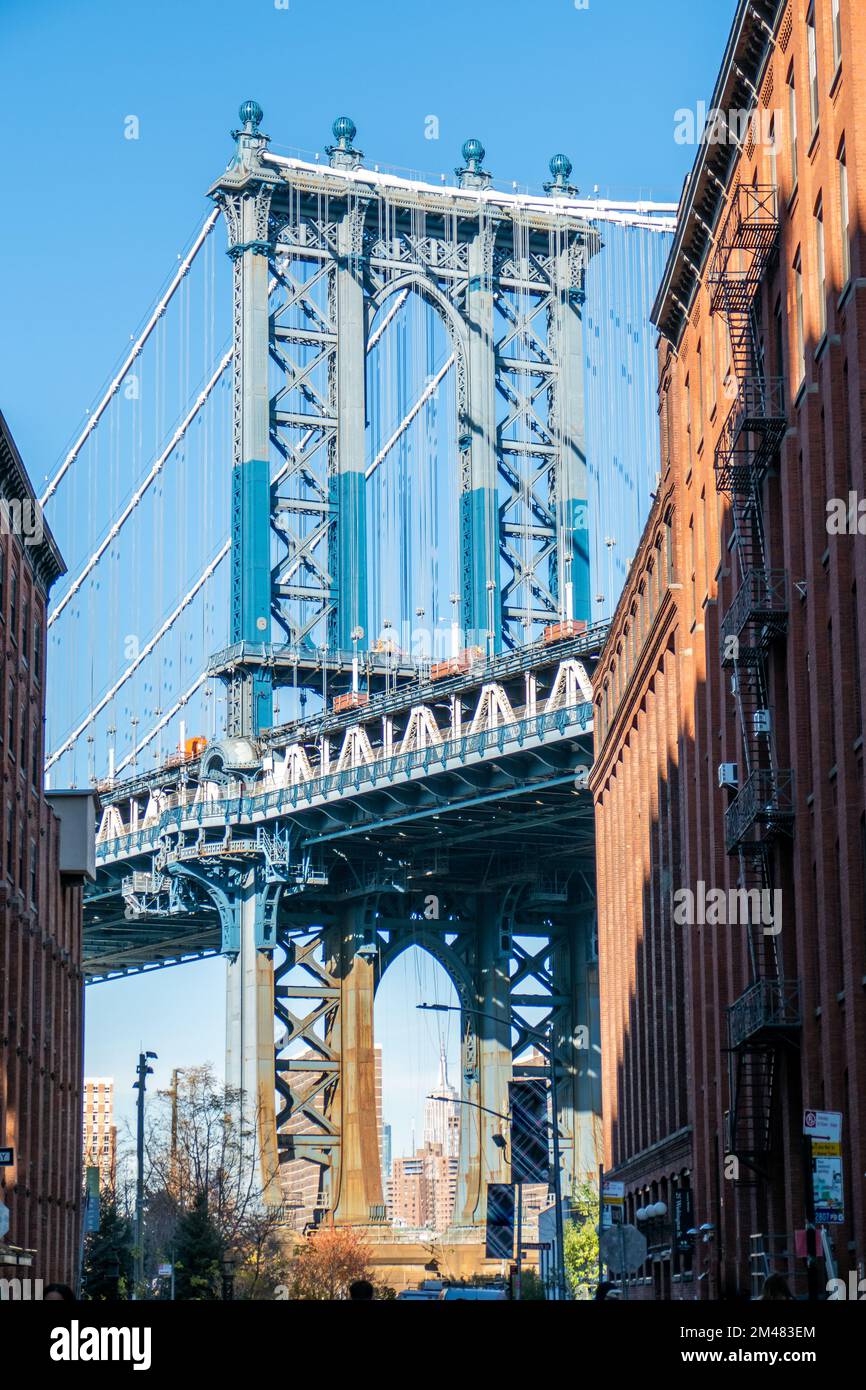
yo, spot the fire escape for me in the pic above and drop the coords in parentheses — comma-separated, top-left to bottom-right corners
(708, 185, 800, 1180)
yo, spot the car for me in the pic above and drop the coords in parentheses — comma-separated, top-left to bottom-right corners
(437, 1285, 509, 1301)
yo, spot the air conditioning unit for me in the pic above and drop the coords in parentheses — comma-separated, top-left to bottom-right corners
(718, 763, 739, 791)
(753, 709, 772, 736)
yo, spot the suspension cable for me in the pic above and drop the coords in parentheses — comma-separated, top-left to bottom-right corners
(114, 672, 209, 776)
(46, 540, 230, 767)
(40, 209, 220, 506)
(48, 348, 233, 628)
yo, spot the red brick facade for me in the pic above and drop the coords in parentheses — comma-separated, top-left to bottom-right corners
(592, 0, 866, 1298)
(0, 409, 84, 1287)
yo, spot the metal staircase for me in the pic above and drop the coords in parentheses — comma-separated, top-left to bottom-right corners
(708, 184, 799, 1181)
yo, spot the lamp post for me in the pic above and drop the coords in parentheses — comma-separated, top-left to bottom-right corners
(449, 593, 461, 659)
(221, 1251, 237, 1301)
(350, 625, 364, 694)
(132, 1050, 157, 1298)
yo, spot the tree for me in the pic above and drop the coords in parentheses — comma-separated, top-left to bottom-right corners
(81, 1194, 135, 1300)
(516, 1268, 547, 1300)
(286, 1225, 374, 1300)
(139, 1064, 290, 1298)
(173, 1191, 223, 1300)
(563, 1181, 600, 1297)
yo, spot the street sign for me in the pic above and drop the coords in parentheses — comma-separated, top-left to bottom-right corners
(521, 1242, 551, 1250)
(0, 1148, 13, 1166)
(804, 1112, 844, 1226)
(0, 1202, 9, 1239)
(599, 1222, 647, 1274)
(803, 1110, 842, 1143)
(158, 1263, 173, 1278)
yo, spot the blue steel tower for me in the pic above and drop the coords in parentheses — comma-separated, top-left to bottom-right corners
(209, 105, 600, 736)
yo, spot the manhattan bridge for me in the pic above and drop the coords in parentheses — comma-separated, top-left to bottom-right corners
(44, 103, 674, 1243)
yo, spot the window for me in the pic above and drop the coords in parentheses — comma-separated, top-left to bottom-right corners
(33, 619, 41, 684)
(788, 68, 798, 186)
(815, 198, 826, 336)
(9, 571, 17, 641)
(854, 586, 862, 739)
(807, 7, 820, 131)
(19, 708, 26, 766)
(709, 319, 718, 411)
(774, 297, 786, 391)
(7, 678, 14, 751)
(685, 375, 693, 468)
(31, 722, 39, 791)
(838, 142, 850, 283)
(30, 839, 37, 907)
(794, 250, 805, 385)
(768, 117, 778, 194)
(695, 344, 704, 441)
(831, 0, 842, 70)
(689, 515, 696, 615)
(828, 620, 836, 766)
(5, 806, 13, 881)
(21, 598, 28, 663)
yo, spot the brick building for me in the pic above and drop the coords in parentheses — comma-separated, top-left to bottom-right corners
(0, 409, 93, 1287)
(592, 0, 866, 1297)
(83, 1078, 117, 1195)
(389, 1142, 458, 1233)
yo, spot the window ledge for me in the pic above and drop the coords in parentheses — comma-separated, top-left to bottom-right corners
(807, 126, 821, 162)
(829, 64, 843, 101)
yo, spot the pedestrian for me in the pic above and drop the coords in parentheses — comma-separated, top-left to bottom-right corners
(44, 1283, 76, 1302)
(348, 1278, 375, 1301)
(758, 1273, 795, 1301)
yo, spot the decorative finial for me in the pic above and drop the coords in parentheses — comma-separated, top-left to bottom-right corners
(462, 138, 485, 170)
(238, 100, 263, 134)
(332, 116, 357, 148)
(327, 116, 363, 170)
(544, 152, 578, 196)
(456, 138, 492, 190)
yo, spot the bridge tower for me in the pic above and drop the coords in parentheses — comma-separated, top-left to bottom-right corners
(203, 104, 602, 1230)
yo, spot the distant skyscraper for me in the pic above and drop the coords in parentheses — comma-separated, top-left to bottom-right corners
(423, 1043, 459, 1158)
(83, 1078, 117, 1194)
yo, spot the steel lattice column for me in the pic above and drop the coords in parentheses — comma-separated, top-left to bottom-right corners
(331, 203, 369, 651)
(453, 895, 512, 1225)
(224, 874, 281, 1203)
(462, 224, 501, 653)
(209, 103, 279, 735)
(327, 904, 385, 1223)
(553, 236, 591, 626)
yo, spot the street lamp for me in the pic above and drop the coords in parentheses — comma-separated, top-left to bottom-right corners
(132, 1050, 157, 1298)
(449, 593, 461, 659)
(221, 1251, 237, 1301)
(350, 626, 364, 694)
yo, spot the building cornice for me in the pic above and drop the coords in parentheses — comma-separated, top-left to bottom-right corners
(651, 0, 786, 347)
(0, 409, 66, 595)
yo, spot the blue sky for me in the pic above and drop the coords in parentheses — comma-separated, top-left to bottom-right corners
(2, 0, 737, 1154)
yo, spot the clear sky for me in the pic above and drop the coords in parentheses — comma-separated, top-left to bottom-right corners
(2, 0, 737, 1153)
